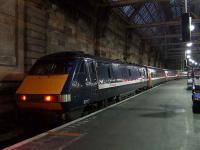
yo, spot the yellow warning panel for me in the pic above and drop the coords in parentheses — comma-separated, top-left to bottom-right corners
(16, 74, 68, 94)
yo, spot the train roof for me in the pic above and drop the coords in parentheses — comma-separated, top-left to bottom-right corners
(146, 66, 164, 71)
(40, 51, 89, 60)
(38, 51, 143, 66)
(38, 51, 168, 70)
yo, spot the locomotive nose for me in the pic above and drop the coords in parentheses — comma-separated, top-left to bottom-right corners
(16, 74, 69, 111)
(16, 74, 68, 95)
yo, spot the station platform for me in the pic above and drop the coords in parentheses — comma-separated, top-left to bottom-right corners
(5, 79, 200, 150)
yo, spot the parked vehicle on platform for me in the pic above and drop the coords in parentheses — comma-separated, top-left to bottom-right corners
(187, 68, 200, 90)
(16, 51, 178, 121)
(187, 78, 193, 89)
(192, 77, 200, 113)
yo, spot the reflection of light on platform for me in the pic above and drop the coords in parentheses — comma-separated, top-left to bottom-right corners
(174, 108, 185, 113)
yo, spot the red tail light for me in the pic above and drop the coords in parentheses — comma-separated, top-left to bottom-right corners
(44, 96, 54, 102)
(19, 95, 27, 101)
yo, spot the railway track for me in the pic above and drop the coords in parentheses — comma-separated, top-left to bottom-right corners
(0, 96, 120, 149)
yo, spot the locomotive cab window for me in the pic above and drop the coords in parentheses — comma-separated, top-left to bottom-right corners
(29, 59, 75, 75)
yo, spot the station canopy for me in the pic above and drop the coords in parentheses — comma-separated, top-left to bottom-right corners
(105, 0, 200, 69)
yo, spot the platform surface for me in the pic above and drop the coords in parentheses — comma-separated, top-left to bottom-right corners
(6, 79, 200, 150)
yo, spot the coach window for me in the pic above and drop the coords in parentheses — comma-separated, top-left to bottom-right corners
(140, 69, 143, 78)
(133, 67, 137, 80)
(128, 68, 132, 78)
(88, 61, 97, 83)
(108, 66, 112, 79)
(137, 68, 141, 79)
(145, 70, 147, 78)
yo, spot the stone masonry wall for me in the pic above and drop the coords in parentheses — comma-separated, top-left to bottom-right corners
(24, 0, 47, 71)
(0, 0, 24, 114)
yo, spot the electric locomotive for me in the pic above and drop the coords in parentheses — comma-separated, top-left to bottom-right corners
(16, 51, 177, 120)
(16, 52, 149, 120)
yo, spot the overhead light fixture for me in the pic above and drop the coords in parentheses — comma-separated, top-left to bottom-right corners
(186, 49, 191, 54)
(189, 58, 193, 62)
(190, 24, 195, 31)
(187, 42, 193, 47)
(195, 62, 198, 65)
(186, 55, 191, 59)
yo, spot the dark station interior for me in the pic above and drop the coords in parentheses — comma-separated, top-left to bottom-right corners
(1, 0, 200, 149)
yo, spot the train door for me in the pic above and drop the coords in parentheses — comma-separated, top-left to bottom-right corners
(71, 60, 92, 107)
(147, 68, 152, 88)
(86, 59, 98, 102)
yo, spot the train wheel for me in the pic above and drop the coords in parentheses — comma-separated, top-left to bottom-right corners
(97, 101, 104, 108)
(62, 110, 83, 122)
(103, 99, 108, 107)
(60, 113, 69, 122)
(116, 96, 121, 102)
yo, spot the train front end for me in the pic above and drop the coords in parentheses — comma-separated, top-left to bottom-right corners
(16, 55, 76, 121)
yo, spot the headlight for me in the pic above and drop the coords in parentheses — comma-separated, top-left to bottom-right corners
(61, 94, 71, 102)
(193, 97, 200, 101)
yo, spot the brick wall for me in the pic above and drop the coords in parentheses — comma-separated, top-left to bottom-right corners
(24, 0, 163, 71)
(0, 0, 24, 114)
(24, 0, 47, 71)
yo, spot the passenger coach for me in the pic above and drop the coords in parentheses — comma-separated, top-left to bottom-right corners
(147, 66, 166, 87)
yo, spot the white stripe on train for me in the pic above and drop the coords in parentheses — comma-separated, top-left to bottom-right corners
(98, 76, 175, 90)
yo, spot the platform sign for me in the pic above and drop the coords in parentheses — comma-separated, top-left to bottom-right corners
(181, 13, 191, 42)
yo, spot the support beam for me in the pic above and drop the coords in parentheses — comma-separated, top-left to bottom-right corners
(128, 21, 179, 28)
(101, 0, 169, 8)
(167, 51, 200, 54)
(167, 47, 199, 50)
(167, 55, 200, 59)
(167, 52, 200, 57)
(128, 4, 143, 23)
(127, 19, 200, 29)
(142, 32, 200, 39)
(167, 49, 200, 52)
(152, 41, 200, 46)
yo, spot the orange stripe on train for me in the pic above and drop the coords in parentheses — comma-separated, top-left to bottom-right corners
(16, 74, 68, 94)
